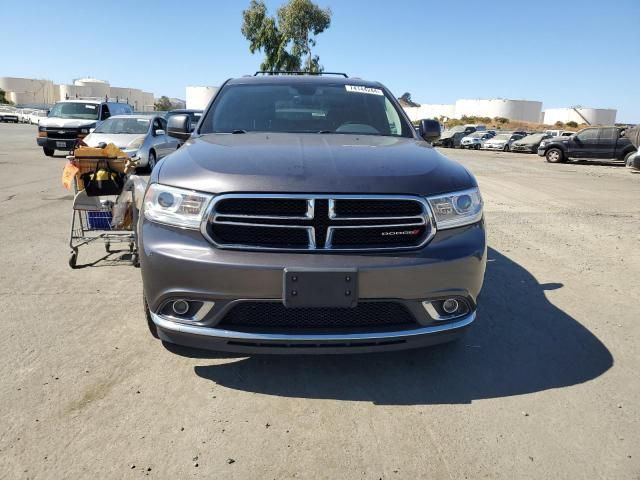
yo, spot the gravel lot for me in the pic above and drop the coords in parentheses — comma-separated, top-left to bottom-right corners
(1, 122, 639, 479)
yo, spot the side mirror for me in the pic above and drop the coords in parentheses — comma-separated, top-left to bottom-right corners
(167, 115, 191, 140)
(418, 119, 441, 143)
(155, 129, 166, 136)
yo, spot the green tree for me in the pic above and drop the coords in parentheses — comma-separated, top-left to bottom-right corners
(565, 120, 578, 128)
(241, 0, 331, 73)
(154, 96, 174, 111)
(555, 121, 565, 128)
(0, 88, 13, 105)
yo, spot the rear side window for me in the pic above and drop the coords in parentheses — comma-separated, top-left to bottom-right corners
(200, 83, 413, 138)
(599, 128, 617, 141)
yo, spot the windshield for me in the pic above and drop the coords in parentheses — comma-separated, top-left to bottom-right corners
(48, 102, 100, 120)
(519, 133, 545, 143)
(200, 83, 412, 137)
(94, 117, 150, 135)
(494, 134, 511, 140)
(469, 132, 484, 138)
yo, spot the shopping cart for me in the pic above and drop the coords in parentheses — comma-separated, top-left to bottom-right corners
(68, 148, 139, 269)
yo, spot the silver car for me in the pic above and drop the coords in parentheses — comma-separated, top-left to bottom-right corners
(83, 114, 180, 169)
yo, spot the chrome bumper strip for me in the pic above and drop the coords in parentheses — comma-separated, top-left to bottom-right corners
(151, 311, 475, 342)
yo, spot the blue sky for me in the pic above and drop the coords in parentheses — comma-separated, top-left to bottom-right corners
(2, 0, 638, 122)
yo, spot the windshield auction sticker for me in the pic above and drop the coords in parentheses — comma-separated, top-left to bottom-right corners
(345, 85, 383, 96)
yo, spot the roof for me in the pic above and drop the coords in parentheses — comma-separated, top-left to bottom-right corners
(109, 114, 157, 120)
(226, 74, 382, 89)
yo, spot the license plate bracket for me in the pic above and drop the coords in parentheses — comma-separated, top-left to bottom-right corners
(283, 268, 358, 308)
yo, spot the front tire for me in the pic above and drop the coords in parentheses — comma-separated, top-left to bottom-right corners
(148, 150, 157, 171)
(43, 147, 54, 157)
(503, 144, 510, 152)
(623, 150, 635, 166)
(546, 148, 564, 163)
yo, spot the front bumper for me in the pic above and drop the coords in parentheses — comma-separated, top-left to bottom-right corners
(37, 137, 76, 150)
(140, 219, 487, 353)
(511, 146, 536, 153)
(483, 144, 506, 150)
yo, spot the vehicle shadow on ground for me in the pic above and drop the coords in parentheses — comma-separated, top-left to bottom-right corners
(190, 248, 613, 404)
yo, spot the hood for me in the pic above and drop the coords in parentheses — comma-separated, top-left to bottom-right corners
(39, 117, 96, 128)
(485, 138, 507, 144)
(156, 133, 475, 196)
(84, 133, 142, 149)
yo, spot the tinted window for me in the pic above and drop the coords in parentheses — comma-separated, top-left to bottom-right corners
(200, 83, 412, 137)
(48, 102, 99, 120)
(576, 129, 598, 141)
(599, 128, 617, 141)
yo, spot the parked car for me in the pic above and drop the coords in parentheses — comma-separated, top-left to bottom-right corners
(0, 107, 19, 123)
(166, 109, 203, 133)
(140, 73, 487, 354)
(434, 125, 476, 148)
(37, 99, 133, 156)
(538, 126, 636, 163)
(82, 114, 179, 169)
(623, 126, 639, 172)
(510, 133, 552, 153)
(29, 110, 48, 125)
(460, 131, 493, 150)
(482, 132, 524, 151)
(545, 129, 574, 137)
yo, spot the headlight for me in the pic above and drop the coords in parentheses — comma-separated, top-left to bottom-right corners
(127, 136, 146, 149)
(143, 184, 213, 229)
(427, 188, 483, 229)
(539, 141, 547, 148)
(38, 126, 46, 132)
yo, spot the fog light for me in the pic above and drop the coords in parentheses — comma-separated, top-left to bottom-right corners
(442, 298, 459, 314)
(172, 300, 190, 315)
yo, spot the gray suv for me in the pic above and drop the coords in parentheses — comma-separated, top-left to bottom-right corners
(140, 73, 487, 354)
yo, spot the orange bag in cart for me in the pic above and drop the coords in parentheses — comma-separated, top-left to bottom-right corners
(62, 161, 80, 190)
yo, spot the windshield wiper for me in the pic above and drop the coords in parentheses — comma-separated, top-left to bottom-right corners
(317, 130, 333, 134)
(232, 129, 247, 134)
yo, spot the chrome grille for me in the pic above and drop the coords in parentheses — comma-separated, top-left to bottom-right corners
(202, 194, 435, 252)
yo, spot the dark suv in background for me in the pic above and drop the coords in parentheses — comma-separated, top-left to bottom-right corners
(140, 73, 487, 354)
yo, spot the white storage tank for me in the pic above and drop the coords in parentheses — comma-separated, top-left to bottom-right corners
(543, 107, 616, 126)
(455, 98, 543, 123)
(143, 92, 155, 112)
(186, 86, 218, 110)
(58, 84, 92, 100)
(0, 77, 58, 105)
(73, 77, 110, 99)
(403, 104, 456, 122)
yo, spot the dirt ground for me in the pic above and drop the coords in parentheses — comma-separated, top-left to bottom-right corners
(1, 123, 638, 479)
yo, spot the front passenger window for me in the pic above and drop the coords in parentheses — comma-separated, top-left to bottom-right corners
(101, 105, 111, 121)
(576, 129, 598, 142)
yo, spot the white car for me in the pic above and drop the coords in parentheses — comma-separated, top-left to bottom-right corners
(483, 133, 525, 152)
(0, 107, 19, 123)
(30, 110, 48, 125)
(460, 132, 493, 150)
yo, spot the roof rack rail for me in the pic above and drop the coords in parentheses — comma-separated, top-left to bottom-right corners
(254, 71, 348, 78)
